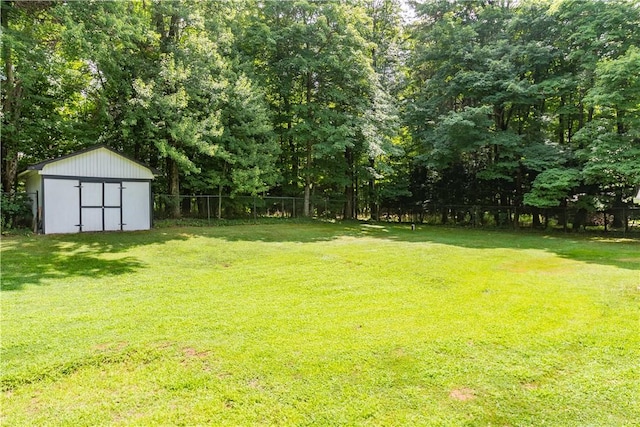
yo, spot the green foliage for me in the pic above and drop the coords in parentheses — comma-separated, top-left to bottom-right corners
(524, 168, 581, 208)
(0, 192, 33, 230)
(3, 0, 640, 216)
(576, 47, 640, 199)
(405, 0, 640, 210)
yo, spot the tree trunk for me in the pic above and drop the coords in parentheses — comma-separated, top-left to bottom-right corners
(532, 207, 542, 228)
(369, 158, 378, 220)
(558, 96, 565, 145)
(612, 192, 625, 228)
(572, 208, 587, 232)
(303, 71, 313, 217)
(197, 196, 207, 219)
(513, 207, 520, 229)
(166, 157, 180, 218)
(344, 184, 354, 220)
(218, 182, 222, 220)
(303, 141, 311, 217)
(1, 2, 20, 193)
(1, 149, 18, 193)
(343, 148, 354, 220)
(181, 196, 191, 216)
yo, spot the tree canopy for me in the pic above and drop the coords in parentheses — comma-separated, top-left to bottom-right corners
(2, 0, 639, 219)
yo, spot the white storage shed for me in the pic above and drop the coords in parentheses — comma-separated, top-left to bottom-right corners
(18, 145, 156, 234)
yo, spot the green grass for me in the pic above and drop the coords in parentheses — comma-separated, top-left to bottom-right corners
(1, 222, 639, 426)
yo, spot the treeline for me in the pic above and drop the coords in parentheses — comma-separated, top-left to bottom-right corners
(2, 0, 639, 220)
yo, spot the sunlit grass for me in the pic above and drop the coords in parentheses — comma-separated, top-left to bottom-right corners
(1, 223, 639, 425)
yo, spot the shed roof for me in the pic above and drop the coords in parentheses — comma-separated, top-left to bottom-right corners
(19, 145, 157, 180)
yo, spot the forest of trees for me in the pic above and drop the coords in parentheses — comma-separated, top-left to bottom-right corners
(2, 0, 639, 222)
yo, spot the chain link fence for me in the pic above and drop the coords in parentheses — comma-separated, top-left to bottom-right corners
(153, 194, 347, 221)
(377, 203, 640, 235)
(154, 194, 640, 235)
(5, 190, 638, 235)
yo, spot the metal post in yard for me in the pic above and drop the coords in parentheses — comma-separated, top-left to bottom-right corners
(207, 196, 211, 224)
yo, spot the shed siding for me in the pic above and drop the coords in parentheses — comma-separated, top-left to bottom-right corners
(122, 181, 152, 231)
(24, 173, 42, 219)
(44, 178, 80, 234)
(40, 148, 153, 180)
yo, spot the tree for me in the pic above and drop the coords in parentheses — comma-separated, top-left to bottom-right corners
(245, 0, 382, 217)
(1, 1, 84, 192)
(62, 1, 229, 217)
(405, 0, 640, 225)
(573, 46, 640, 225)
(184, 73, 279, 218)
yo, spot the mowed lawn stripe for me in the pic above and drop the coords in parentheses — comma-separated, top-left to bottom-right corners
(1, 223, 638, 425)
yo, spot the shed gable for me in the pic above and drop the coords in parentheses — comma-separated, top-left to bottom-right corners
(38, 147, 154, 180)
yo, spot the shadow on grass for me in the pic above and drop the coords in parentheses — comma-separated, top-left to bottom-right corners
(2, 220, 637, 291)
(0, 231, 189, 291)
(177, 219, 640, 272)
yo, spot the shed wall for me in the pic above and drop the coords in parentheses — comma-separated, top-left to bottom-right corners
(24, 173, 42, 220)
(44, 178, 80, 234)
(41, 148, 154, 180)
(122, 181, 152, 231)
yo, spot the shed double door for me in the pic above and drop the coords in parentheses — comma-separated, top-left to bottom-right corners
(79, 181, 122, 232)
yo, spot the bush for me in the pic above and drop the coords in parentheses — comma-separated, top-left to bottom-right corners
(1, 192, 34, 231)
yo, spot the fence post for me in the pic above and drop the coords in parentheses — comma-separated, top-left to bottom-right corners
(293, 198, 296, 218)
(35, 190, 40, 233)
(207, 196, 211, 224)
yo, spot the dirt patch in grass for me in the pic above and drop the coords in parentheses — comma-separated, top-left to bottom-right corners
(182, 347, 211, 359)
(449, 387, 476, 401)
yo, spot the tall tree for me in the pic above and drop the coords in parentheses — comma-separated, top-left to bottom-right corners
(406, 0, 640, 223)
(62, 1, 229, 217)
(1, 1, 83, 192)
(576, 46, 640, 222)
(246, 0, 392, 218)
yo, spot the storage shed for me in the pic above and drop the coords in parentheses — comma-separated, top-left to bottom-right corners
(18, 145, 156, 234)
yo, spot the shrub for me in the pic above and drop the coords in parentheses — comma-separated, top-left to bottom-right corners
(1, 192, 34, 231)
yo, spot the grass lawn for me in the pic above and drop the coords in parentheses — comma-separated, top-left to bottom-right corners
(1, 222, 639, 426)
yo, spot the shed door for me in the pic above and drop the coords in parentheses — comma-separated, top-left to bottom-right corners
(79, 181, 122, 232)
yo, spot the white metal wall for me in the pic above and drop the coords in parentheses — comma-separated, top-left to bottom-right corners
(122, 181, 151, 231)
(42, 178, 151, 234)
(44, 179, 80, 234)
(24, 173, 42, 219)
(41, 148, 154, 180)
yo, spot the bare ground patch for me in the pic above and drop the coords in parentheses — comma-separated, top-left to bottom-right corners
(449, 387, 476, 401)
